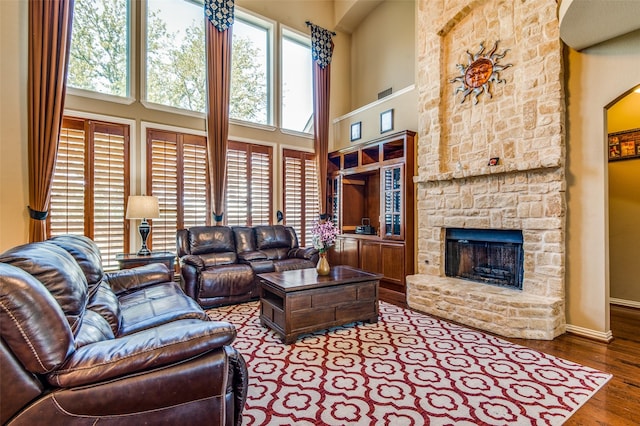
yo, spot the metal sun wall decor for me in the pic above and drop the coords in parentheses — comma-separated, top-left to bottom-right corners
(450, 41, 512, 104)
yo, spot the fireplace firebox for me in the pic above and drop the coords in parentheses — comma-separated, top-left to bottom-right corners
(445, 228, 524, 290)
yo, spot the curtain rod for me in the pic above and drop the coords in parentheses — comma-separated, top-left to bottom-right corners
(305, 21, 336, 36)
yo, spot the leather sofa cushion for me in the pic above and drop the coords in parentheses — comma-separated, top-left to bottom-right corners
(46, 235, 104, 292)
(47, 319, 237, 388)
(74, 310, 115, 348)
(0, 242, 88, 334)
(87, 280, 122, 335)
(199, 251, 237, 267)
(198, 264, 254, 298)
(189, 226, 235, 255)
(261, 247, 290, 261)
(0, 263, 75, 374)
(237, 250, 268, 262)
(106, 263, 173, 295)
(118, 282, 208, 336)
(254, 225, 291, 250)
(233, 226, 257, 252)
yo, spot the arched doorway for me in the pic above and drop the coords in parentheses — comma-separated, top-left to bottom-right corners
(606, 85, 640, 311)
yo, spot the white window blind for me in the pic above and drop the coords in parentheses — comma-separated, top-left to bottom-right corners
(282, 149, 318, 246)
(49, 117, 129, 270)
(226, 141, 273, 226)
(147, 129, 209, 252)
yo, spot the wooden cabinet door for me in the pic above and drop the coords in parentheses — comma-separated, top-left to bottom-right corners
(341, 237, 360, 268)
(360, 240, 381, 273)
(328, 236, 359, 268)
(381, 243, 405, 287)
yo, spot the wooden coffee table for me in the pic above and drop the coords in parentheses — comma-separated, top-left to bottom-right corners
(257, 266, 382, 344)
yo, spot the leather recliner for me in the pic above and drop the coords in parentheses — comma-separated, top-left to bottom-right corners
(0, 235, 248, 425)
(177, 225, 318, 308)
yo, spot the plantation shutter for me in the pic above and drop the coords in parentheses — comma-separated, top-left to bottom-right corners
(49, 117, 129, 270)
(251, 146, 272, 225)
(147, 129, 210, 252)
(304, 156, 320, 244)
(283, 149, 318, 246)
(226, 141, 273, 226)
(226, 143, 249, 226)
(183, 135, 210, 228)
(92, 122, 129, 268)
(50, 118, 86, 236)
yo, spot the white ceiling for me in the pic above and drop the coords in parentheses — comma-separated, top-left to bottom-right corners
(559, 0, 640, 50)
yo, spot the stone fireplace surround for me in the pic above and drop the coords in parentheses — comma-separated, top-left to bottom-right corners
(407, 0, 566, 340)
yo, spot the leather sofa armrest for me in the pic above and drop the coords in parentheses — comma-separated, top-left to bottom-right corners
(47, 318, 236, 388)
(180, 254, 205, 270)
(106, 263, 171, 294)
(237, 251, 268, 262)
(288, 247, 318, 260)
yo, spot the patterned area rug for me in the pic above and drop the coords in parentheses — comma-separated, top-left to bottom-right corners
(208, 301, 611, 426)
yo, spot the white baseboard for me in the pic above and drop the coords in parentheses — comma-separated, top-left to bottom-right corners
(565, 324, 614, 343)
(610, 298, 640, 309)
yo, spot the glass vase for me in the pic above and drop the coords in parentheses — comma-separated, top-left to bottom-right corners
(316, 252, 330, 275)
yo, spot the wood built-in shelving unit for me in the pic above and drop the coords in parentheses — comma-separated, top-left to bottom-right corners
(327, 130, 416, 293)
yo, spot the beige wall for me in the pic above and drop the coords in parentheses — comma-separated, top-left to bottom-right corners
(350, 0, 415, 108)
(0, 0, 29, 251)
(565, 29, 640, 335)
(607, 92, 640, 304)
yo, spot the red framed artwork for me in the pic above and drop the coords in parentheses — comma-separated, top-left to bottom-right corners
(608, 128, 640, 161)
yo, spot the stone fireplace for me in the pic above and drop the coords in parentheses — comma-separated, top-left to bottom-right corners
(407, 0, 566, 340)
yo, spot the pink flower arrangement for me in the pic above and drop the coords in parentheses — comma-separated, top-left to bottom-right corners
(311, 220, 339, 253)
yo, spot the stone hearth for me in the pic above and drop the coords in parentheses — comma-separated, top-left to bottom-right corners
(407, 0, 566, 340)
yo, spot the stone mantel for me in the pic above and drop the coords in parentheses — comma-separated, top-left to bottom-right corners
(413, 158, 563, 184)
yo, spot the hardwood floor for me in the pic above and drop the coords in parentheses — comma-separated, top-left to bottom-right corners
(379, 288, 640, 425)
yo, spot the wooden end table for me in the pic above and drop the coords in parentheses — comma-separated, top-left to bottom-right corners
(257, 266, 382, 344)
(115, 252, 176, 281)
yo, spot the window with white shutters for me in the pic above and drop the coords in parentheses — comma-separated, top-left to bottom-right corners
(226, 141, 273, 226)
(147, 129, 210, 252)
(282, 149, 319, 246)
(49, 117, 130, 270)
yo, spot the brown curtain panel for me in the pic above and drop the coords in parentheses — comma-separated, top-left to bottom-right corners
(205, 0, 234, 225)
(28, 0, 74, 242)
(307, 22, 335, 218)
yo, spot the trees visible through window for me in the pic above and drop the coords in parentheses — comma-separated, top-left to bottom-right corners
(145, 1, 269, 124)
(67, 0, 129, 97)
(146, 129, 210, 252)
(49, 117, 130, 270)
(226, 141, 273, 226)
(282, 29, 313, 133)
(282, 149, 319, 246)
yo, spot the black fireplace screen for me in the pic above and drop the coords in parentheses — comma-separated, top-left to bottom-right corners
(445, 228, 524, 290)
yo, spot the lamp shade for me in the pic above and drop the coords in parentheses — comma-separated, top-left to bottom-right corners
(126, 196, 160, 219)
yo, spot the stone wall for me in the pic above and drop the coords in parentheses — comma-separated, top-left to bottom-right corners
(408, 0, 566, 340)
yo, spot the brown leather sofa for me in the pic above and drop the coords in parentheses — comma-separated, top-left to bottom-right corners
(0, 235, 248, 425)
(177, 225, 318, 308)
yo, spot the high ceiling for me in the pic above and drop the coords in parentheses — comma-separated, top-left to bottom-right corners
(559, 0, 640, 50)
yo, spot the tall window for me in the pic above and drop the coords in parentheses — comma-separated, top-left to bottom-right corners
(281, 29, 313, 133)
(49, 117, 130, 269)
(147, 129, 210, 251)
(145, 1, 270, 125)
(226, 141, 273, 226)
(282, 149, 319, 246)
(67, 0, 129, 97)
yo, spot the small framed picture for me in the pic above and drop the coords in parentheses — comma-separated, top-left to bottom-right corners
(380, 109, 394, 133)
(350, 121, 361, 142)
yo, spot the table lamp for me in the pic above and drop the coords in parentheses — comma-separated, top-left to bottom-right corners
(126, 195, 160, 255)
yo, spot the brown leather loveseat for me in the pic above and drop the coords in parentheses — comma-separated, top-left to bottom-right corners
(177, 225, 318, 308)
(0, 235, 248, 425)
